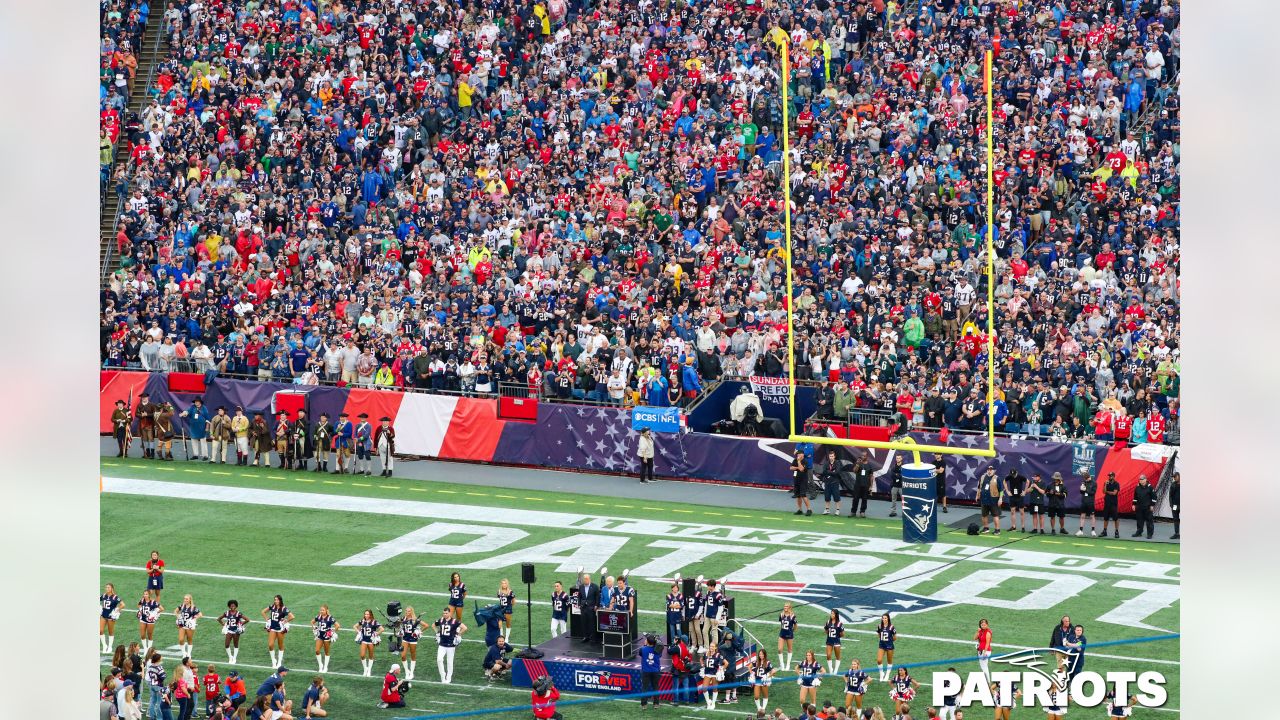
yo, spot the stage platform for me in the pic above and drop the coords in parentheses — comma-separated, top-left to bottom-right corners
(511, 633, 677, 699)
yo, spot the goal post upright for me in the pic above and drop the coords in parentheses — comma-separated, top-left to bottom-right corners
(779, 37, 997, 459)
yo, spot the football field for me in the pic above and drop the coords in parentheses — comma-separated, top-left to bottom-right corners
(100, 459, 1179, 718)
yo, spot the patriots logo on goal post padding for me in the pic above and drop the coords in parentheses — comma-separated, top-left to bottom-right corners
(725, 581, 953, 624)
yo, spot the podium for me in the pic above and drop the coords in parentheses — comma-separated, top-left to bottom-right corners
(597, 609, 632, 659)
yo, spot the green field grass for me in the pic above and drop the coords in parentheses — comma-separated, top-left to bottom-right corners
(100, 459, 1179, 718)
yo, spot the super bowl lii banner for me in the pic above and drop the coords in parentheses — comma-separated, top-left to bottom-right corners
(901, 462, 939, 543)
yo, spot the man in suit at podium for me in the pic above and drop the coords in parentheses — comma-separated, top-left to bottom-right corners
(577, 572, 600, 645)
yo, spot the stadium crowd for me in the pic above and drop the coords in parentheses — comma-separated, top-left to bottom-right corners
(98, 0, 1179, 442)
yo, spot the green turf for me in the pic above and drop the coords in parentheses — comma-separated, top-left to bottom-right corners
(100, 458, 1180, 718)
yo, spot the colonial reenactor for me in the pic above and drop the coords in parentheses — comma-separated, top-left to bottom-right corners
(230, 407, 251, 465)
(354, 413, 373, 476)
(332, 412, 353, 474)
(375, 416, 396, 477)
(292, 409, 312, 472)
(274, 412, 293, 469)
(180, 398, 211, 460)
(154, 402, 176, 461)
(110, 400, 131, 457)
(249, 412, 273, 467)
(313, 412, 334, 473)
(136, 392, 156, 458)
(208, 406, 233, 464)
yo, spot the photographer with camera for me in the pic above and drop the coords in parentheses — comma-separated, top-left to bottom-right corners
(376, 664, 407, 709)
(638, 633, 663, 709)
(531, 675, 561, 720)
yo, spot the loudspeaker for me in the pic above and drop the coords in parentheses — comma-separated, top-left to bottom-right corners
(681, 577, 696, 598)
(522, 563, 536, 585)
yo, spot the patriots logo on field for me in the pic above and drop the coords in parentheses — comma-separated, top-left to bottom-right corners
(726, 581, 952, 624)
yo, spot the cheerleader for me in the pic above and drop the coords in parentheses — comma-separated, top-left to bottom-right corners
(795, 650, 822, 714)
(875, 612, 897, 681)
(218, 600, 247, 664)
(100, 583, 123, 654)
(145, 551, 165, 601)
(497, 578, 517, 641)
(888, 667, 919, 715)
(843, 659, 872, 714)
(1044, 686, 1069, 719)
(311, 605, 339, 673)
(400, 607, 422, 679)
(551, 582, 570, 638)
(1105, 683, 1132, 717)
(824, 609, 845, 674)
(777, 602, 797, 670)
(992, 679, 1020, 720)
(447, 573, 466, 621)
(261, 595, 294, 668)
(974, 619, 992, 678)
(936, 667, 960, 720)
(747, 648, 776, 712)
(698, 640, 728, 710)
(136, 589, 163, 654)
(354, 609, 383, 676)
(175, 594, 204, 659)
(434, 606, 467, 684)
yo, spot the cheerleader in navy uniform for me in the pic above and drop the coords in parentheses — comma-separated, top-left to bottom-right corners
(399, 607, 422, 679)
(551, 582, 569, 638)
(824, 609, 845, 674)
(311, 605, 339, 673)
(664, 583, 684, 645)
(261, 595, 294, 668)
(497, 578, 517, 641)
(136, 589, 163, 654)
(434, 606, 466, 684)
(795, 650, 822, 715)
(174, 594, 204, 660)
(889, 667, 919, 715)
(843, 658, 871, 714)
(100, 583, 122, 654)
(447, 573, 466, 621)
(992, 679, 1020, 720)
(875, 612, 897, 681)
(698, 641, 728, 710)
(747, 648, 776, 712)
(1105, 683, 1132, 717)
(218, 600, 247, 664)
(1044, 686, 1068, 719)
(354, 609, 382, 676)
(778, 602, 797, 670)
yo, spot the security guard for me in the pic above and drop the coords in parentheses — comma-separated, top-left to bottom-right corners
(1132, 475, 1156, 539)
(1169, 472, 1180, 540)
(313, 412, 334, 473)
(375, 416, 396, 477)
(110, 400, 131, 457)
(208, 406, 233, 464)
(1101, 472, 1121, 538)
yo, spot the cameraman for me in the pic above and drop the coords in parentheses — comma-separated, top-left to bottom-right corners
(532, 676, 561, 720)
(638, 634, 663, 708)
(377, 665, 407, 709)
